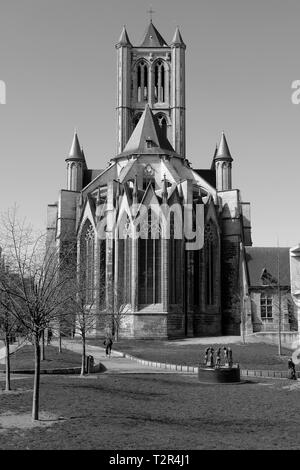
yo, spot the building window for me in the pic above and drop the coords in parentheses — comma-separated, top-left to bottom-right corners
(260, 293, 273, 321)
(154, 61, 165, 102)
(169, 211, 182, 304)
(156, 113, 168, 141)
(204, 222, 218, 306)
(80, 221, 95, 304)
(137, 61, 148, 102)
(138, 209, 161, 304)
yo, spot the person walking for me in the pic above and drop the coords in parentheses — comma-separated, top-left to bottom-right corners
(47, 328, 53, 345)
(288, 358, 297, 380)
(104, 336, 113, 358)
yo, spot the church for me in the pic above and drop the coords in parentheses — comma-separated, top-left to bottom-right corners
(46, 20, 298, 340)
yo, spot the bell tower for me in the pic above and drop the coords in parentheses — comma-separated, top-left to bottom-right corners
(115, 21, 186, 156)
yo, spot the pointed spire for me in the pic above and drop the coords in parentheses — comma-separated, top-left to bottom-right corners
(215, 132, 233, 162)
(120, 105, 175, 156)
(66, 131, 85, 162)
(140, 21, 168, 47)
(116, 25, 132, 48)
(170, 26, 186, 48)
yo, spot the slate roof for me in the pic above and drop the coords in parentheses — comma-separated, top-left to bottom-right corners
(170, 27, 185, 47)
(66, 132, 85, 162)
(245, 247, 290, 287)
(117, 105, 177, 157)
(215, 132, 233, 162)
(116, 26, 132, 47)
(140, 21, 168, 47)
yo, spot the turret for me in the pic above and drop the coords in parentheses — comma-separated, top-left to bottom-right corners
(170, 26, 186, 157)
(65, 131, 86, 191)
(214, 132, 233, 191)
(116, 26, 132, 154)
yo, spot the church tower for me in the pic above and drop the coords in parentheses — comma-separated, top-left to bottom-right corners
(116, 21, 186, 156)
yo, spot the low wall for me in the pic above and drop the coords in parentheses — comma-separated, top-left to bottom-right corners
(0, 362, 106, 375)
(247, 332, 299, 349)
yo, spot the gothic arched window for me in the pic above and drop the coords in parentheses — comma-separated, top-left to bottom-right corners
(204, 222, 218, 306)
(137, 60, 148, 102)
(80, 221, 95, 304)
(156, 113, 168, 141)
(118, 216, 132, 305)
(169, 211, 182, 304)
(154, 60, 166, 102)
(138, 208, 161, 304)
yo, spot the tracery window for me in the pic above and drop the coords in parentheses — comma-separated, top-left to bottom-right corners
(138, 209, 161, 304)
(80, 221, 95, 304)
(169, 211, 182, 304)
(154, 61, 165, 102)
(204, 222, 218, 306)
(118, 216, 132, 305)
(156, 113, 168, 141)
(137, 60, 148, 102)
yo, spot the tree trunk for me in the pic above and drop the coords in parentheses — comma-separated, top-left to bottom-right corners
(41, 330, 45, 361)
(81, 332, 86, 375)
(58, 331, 62, 354)
(32, 334, 41, 421)
(5, 333, 11, 392)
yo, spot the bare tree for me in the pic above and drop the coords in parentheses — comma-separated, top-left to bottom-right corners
(0, 208, 74, 420)
(64, 276, 98, 375)
(0, 258, 20, 391)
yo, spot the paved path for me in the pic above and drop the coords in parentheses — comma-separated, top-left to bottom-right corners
(53, 339, 180, 375)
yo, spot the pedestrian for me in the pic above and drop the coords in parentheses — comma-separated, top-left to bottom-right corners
(288, 358, 297, 380)
(47, 328, 53, 345)
(216, 348, 221, 368)
(228, 347, 233, 367)
(104, 336, 113, 358)
(204, 347, 210, 365)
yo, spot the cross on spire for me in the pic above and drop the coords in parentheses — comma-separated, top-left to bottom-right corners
(147, 6, 155, 22)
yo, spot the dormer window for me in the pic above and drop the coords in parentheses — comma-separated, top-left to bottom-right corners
(146, 137, 153, 148)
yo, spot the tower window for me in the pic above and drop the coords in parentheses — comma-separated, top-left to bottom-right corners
(154, 61, 165, 102)
(156, 113, 167, 141)
(137, 61, 148, 102)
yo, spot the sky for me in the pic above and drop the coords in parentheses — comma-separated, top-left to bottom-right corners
(0, 0, 300, 247)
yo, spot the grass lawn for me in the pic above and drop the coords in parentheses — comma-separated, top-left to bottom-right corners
(0, 345, 82, 371)
(87, 338, 292, 371)
(0, 372, 300, 449)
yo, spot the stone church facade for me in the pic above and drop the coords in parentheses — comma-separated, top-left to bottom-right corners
(46, 21, 278, 340)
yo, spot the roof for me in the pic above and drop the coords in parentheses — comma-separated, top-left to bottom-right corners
(116, 105, 177, 158)
(215, 132, 233, 162)
(170, 27, 186, 47)
(245, 247, 291, 287)
(140, 21, 168, 47)
(66, 132, 85, 162)
(116, 26, 132, 47)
